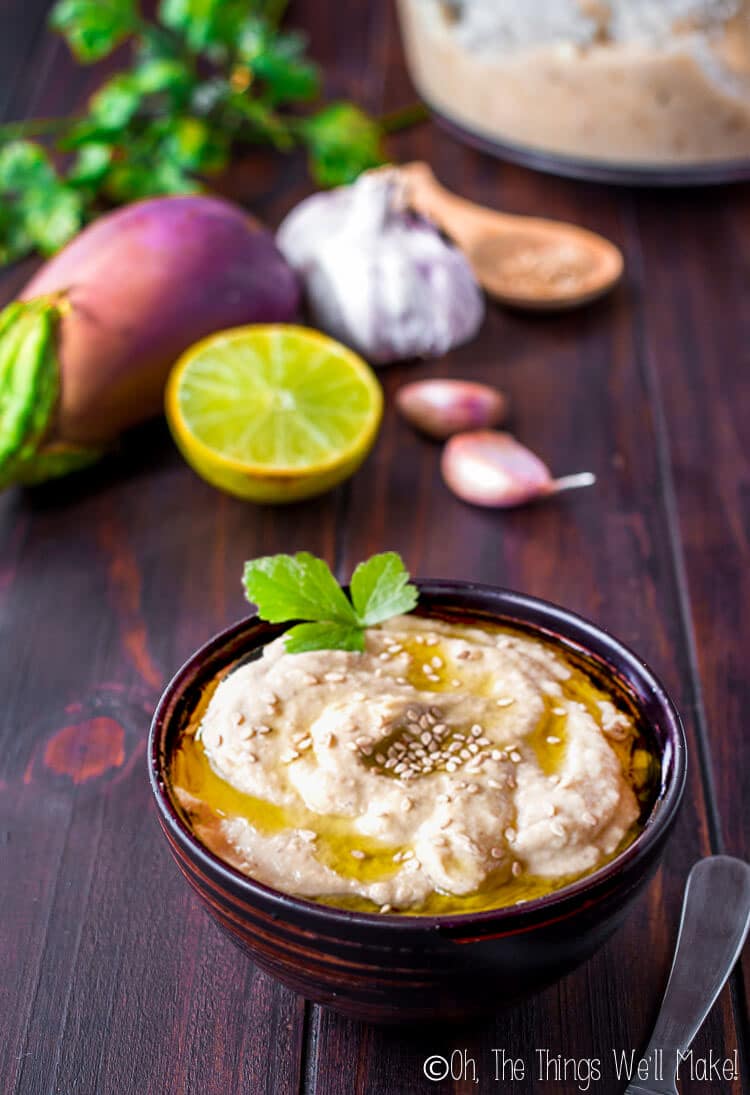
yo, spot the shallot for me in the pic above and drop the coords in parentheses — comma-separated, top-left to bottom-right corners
(396, 379, 507, 440)
(0, 195, 300, 487)
(276, 169, 484, 364)
(441, 430, 595, 509)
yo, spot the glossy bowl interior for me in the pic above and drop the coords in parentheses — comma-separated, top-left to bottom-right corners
(148, 581, 687, 1023)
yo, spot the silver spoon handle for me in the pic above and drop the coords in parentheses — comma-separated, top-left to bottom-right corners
(641, 856, 750, 1082)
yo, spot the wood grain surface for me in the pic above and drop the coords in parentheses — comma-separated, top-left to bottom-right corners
(1, 1, 748, 1092)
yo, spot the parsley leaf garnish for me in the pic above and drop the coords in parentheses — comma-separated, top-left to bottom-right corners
(243, 551, 419, 654)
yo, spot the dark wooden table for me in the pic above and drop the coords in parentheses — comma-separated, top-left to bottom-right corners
(2, 2, 749, 1093)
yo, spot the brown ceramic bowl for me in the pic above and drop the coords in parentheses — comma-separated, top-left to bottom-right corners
(148, 581, 686, 1023)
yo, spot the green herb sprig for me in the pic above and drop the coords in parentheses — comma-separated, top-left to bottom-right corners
(0, 0, 393, 266)
(243, 551, 419, 653)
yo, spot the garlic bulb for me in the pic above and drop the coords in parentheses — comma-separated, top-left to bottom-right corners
(442, 430, 595, 508)
(276, 169, 485, 364)
(396, 378, 507, 440)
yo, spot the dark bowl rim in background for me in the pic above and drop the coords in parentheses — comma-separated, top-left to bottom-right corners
(148, 579, 687, 934)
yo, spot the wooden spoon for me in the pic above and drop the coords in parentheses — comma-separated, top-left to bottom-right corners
(399, 161, 624, 311)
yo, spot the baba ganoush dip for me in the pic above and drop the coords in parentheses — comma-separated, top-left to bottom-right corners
(170, 615, 656, 915)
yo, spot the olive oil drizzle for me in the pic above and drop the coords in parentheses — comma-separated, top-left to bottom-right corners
(173, 685, 406, 885)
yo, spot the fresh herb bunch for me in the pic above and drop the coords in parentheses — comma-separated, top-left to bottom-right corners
(0, 0, 388, 266)
(243, 551, 419, 653)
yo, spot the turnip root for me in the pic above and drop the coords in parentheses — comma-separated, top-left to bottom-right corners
(0, 195, 300, 487)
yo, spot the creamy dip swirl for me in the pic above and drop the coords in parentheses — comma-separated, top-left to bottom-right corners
(172, 615, 643, 913)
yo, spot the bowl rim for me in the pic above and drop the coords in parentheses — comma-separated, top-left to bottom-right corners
(148, 579, 687, 932)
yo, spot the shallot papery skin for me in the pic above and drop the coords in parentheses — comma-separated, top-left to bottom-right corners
(396, 379, 507, 440)
(441, 430, 595, 508)
(276, 170, 485, 364)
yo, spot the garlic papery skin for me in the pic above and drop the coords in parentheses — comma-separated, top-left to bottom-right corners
(396, 378, 507, 440)
(276, 170, 485, 364)
(441, 430, 595, 508)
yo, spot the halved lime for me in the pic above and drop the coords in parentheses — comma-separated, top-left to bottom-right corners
(166, 325, 383, 503)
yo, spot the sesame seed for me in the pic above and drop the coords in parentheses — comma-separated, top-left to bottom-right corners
(375, 753, 386, 764)
(505, 827, 516, 842)
(433, 723, 447, 735)
(426, 637, 438, 646)
(280, 750, 299, 763)
(402, 849, 414, 859)
(261, 691, 278, 705)
(512, 861, 523, 877)
(380, 903, 392, 913)
(457, 650, 472, 660)
(414, 636, 425, 644)
(582, 812, 596, 826)
(431, 656, 443, 669)
(488, 779, 503, 790)
(303, 674, 319, 685)
(496, 697, 515, 708)
(246, 753, 257, 764)
(324, 672, 346, 682)
(350, 850, 366, 860)
(546, 735, 561, 745)
(466, 783, 480, 795)
(510, 751, 522, 763)
(545, 803, 556, 817)
(396, 677, 408, 684)
(346, 741, 359, 752)
(468, 743, 479, 755)
(378, 652, 391, 661)
(257, 725, 272, 734)
(553, 707, 567, 716)
(403, 798, 414, 811)
(490, 847, 503, 859)
(451, 679, 461, 687)
(550, 822, 566, 838)
(324, 733, 337, 748)
(299, 830, 317, 842)
(430, 707, 442, 718)
(297, 736, 312, 750)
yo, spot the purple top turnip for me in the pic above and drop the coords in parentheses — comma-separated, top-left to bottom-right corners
(0, 194, 300, 486)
